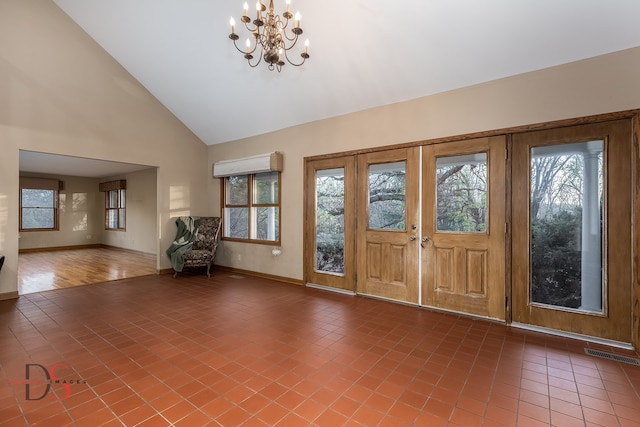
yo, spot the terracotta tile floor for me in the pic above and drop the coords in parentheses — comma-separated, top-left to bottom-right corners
(1, 272, 639, 426)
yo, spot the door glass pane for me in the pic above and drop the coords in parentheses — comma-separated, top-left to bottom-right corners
(368, 161, 406, 230)
(530, 140, 604, 313)
(315, 168, 345, 274)
(436, 153, 487, 232)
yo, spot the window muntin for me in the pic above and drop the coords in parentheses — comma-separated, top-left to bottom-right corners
(20, 188, 59, 231)
(223, 172, 280, 243)
(105, 189, 126, 230)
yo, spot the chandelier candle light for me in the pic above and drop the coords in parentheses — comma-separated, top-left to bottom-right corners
(229, 0, 309, 72)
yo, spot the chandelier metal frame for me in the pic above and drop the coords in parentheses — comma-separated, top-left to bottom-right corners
(229, 0, 309, 72)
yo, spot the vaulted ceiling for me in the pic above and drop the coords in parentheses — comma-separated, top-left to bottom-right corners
(52, 0, 640, 146)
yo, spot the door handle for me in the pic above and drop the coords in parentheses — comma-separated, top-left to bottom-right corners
(421, 237, 429, 242)
(409, 235, 417, 241)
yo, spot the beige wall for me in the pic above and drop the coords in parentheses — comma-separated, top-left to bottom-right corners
(208, 46, 640, 281)
(18, 173, 103, 250)
(0, 0, 209, 295)
(100, 168, 157, 254)
(17, 169, 157, 254)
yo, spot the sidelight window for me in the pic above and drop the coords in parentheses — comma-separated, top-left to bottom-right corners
(314, 168, 346, 274)
(530, 140, 604, 313)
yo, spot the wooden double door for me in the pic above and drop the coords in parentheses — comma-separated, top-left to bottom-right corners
(305, 136, 506, 320)
(305, 119, 633, 343)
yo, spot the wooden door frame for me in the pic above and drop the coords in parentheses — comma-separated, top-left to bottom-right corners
(632, 115, 640, 350)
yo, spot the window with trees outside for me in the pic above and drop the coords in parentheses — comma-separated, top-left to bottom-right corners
(105, 189, 126, 230)
(20, 187, 59, 231)
(436, 153, 487, 233)
(530, 141, 604, 313)
(223, 172, 280, 243)
(315, 168, 347, 274)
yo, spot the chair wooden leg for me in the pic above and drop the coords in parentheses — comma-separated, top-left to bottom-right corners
(206, 263, 211, 277)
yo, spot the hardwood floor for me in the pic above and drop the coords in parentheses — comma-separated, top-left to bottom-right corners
(18, 247, 157, 294)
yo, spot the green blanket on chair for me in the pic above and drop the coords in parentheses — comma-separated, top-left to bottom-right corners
(166, 216, 200, 272)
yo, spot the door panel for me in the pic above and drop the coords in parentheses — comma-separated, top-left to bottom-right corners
(304, 156, 355, 291)
(422, 136, 506, 319)
(356, 148, 420, 303)
(511, 120, 632, 342)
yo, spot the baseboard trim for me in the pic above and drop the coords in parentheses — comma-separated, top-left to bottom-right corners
(0, 291, 19, 301)
(214, 265, 304, 286)
(19, 244, 155, 257)
(19, 244, 102, 254)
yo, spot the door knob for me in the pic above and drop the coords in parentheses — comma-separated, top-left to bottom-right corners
(409, 235, 417, 241)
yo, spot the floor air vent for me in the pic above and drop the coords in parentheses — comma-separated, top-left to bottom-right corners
(584, 348, 640, 366)
(229, 275, 245, 279)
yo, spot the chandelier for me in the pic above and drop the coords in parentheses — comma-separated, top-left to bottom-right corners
(229, 0, 309, 72)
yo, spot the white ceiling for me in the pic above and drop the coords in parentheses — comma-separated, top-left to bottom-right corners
(48, 0, 640, 148)
(20, 151, 154, 179)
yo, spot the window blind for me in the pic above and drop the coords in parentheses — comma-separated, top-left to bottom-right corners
(19, 177, 63, 191)
(99, 180, 127, 192)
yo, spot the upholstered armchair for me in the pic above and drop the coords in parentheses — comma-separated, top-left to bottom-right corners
(174, 217, 222, 277)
